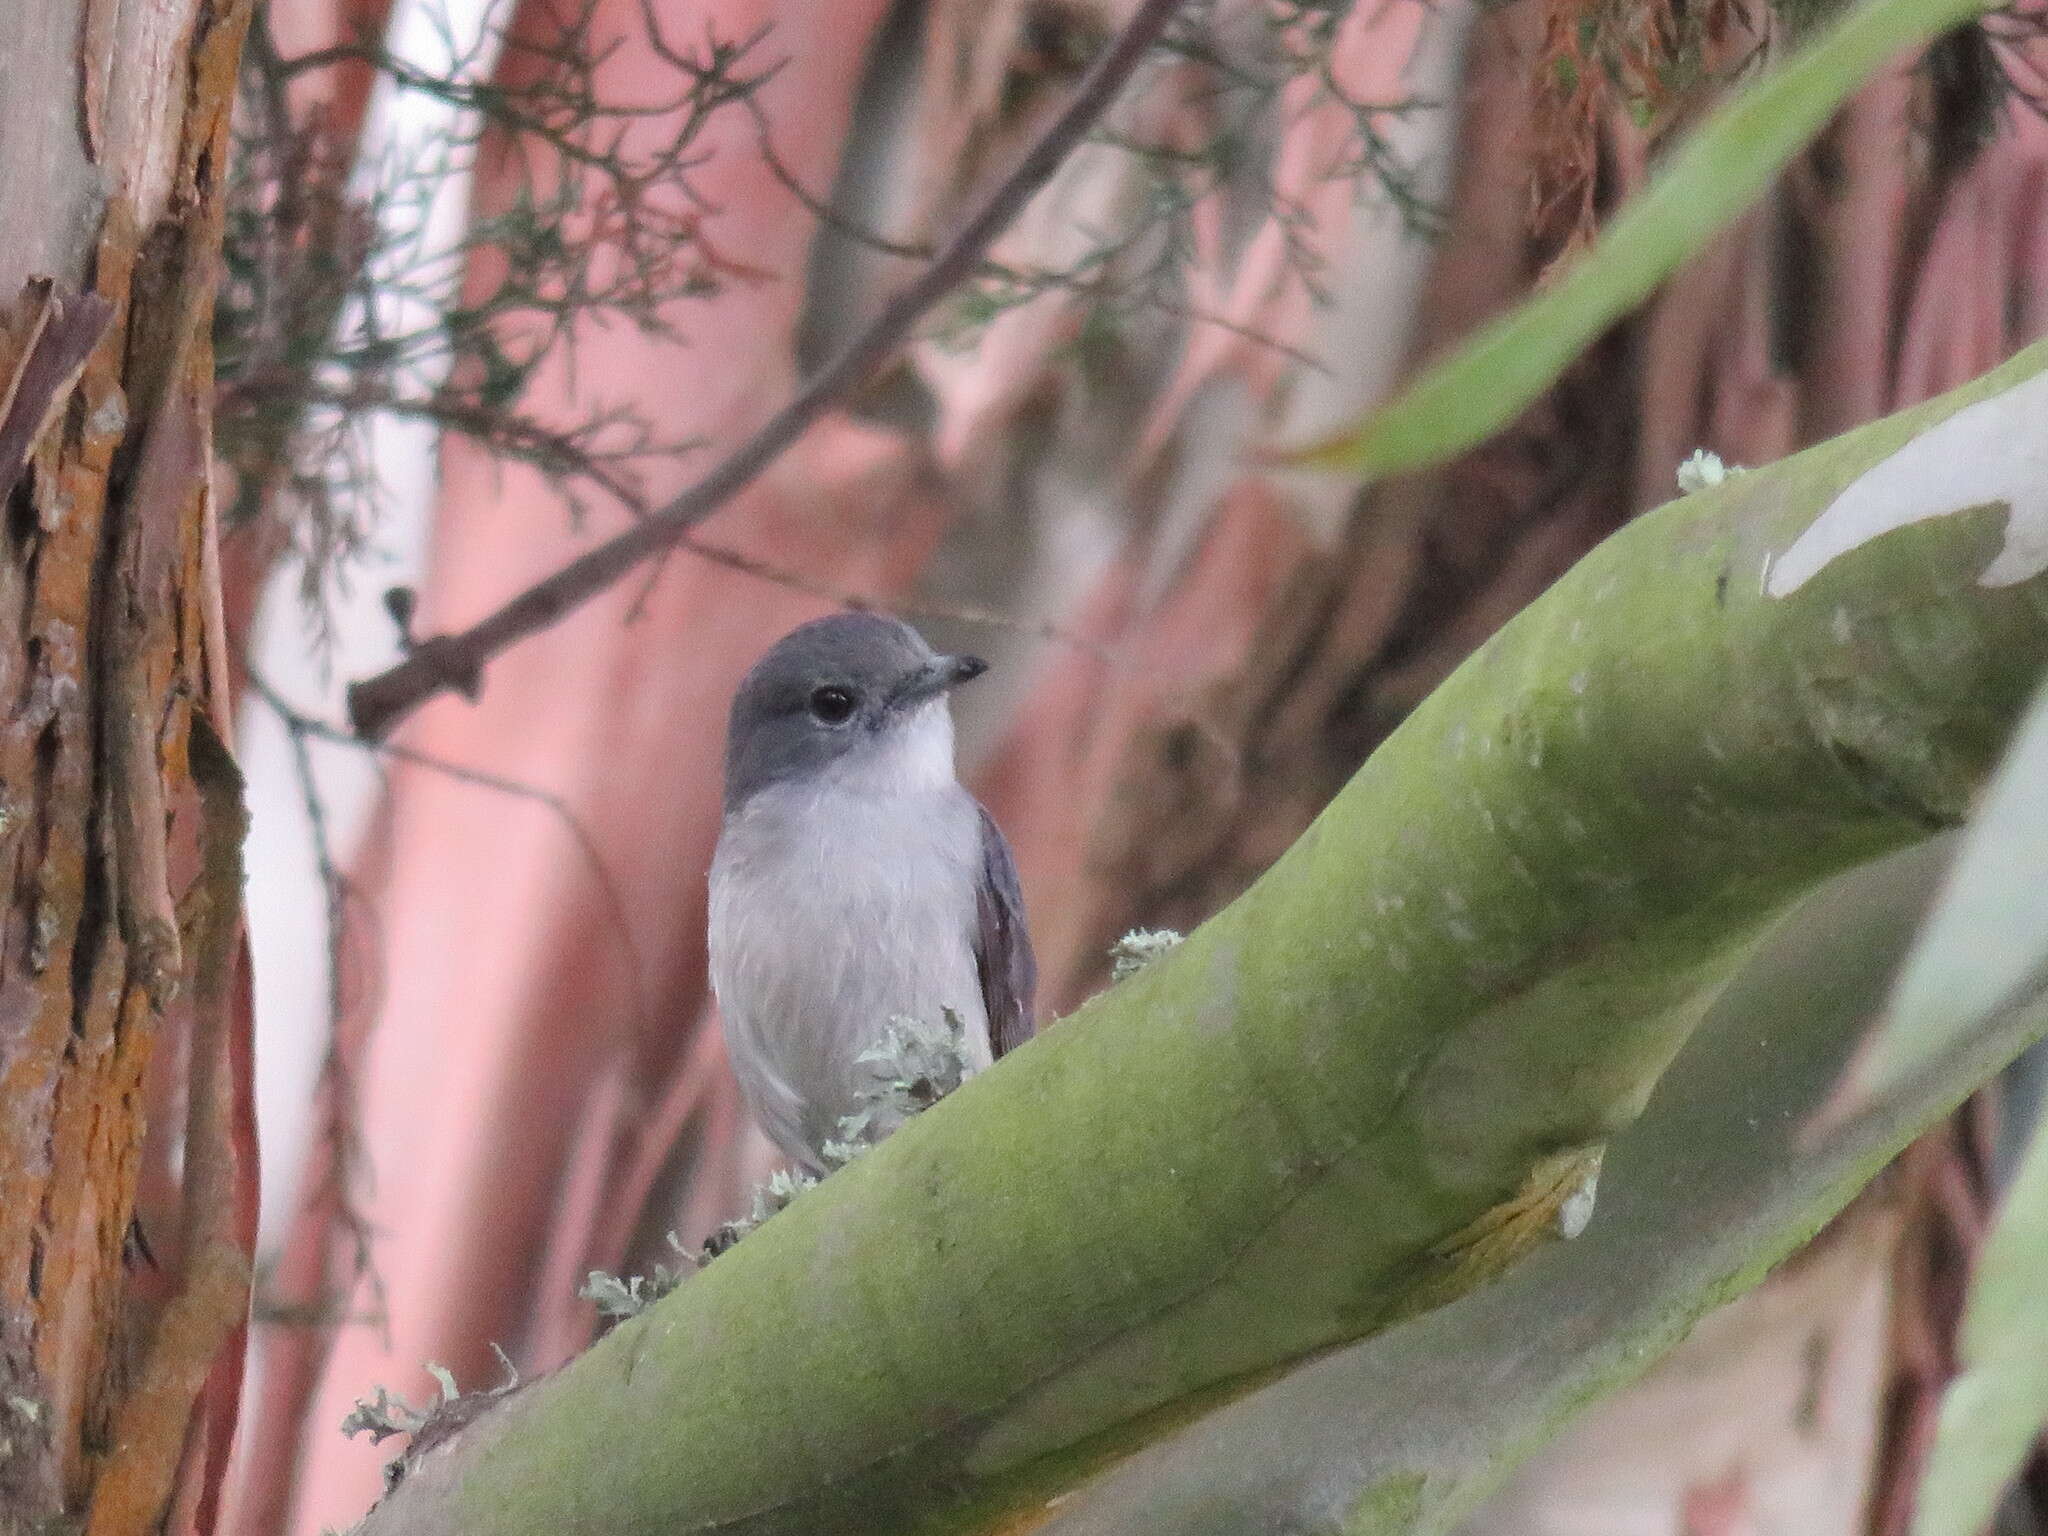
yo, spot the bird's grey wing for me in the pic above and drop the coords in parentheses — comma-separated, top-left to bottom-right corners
(973, 805, 1037, 1059)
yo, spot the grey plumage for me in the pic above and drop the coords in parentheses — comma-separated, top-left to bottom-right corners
(708, 613, 1037, 1171)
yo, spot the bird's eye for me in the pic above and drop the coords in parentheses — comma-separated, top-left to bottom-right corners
(808, 686, 857, 724)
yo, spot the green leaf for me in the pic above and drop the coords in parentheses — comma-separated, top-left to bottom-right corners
(1292, 0, 1990, 480)
(1912, 1113, 2048, 1536)
(1842, 678, 2048, 1111)
(1894, 683, 2048, 1536)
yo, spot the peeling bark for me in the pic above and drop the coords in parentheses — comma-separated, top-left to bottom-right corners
(0, 1, 253, 1531)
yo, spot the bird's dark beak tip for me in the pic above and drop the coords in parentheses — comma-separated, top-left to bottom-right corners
(894, 653, 988, 708)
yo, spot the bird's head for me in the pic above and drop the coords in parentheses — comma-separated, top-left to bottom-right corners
(723, 613, 988, 811)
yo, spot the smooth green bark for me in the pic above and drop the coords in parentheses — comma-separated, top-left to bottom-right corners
(1037, 838, 2048, 1534)
(354, 340, 2048, 1536)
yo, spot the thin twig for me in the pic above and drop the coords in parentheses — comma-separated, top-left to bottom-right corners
(743, 94, 936, 261)
(252, 673, 652, 1039)
(345, 0, 1195, 739)
(248, 664, 663, 1338)
(254, 672, 392, 1340)
(666, 536, 1119, 659)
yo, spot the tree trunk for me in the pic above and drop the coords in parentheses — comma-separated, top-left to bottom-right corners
(0, 3, 253, 1534)
(240, 0, 2048, 1530)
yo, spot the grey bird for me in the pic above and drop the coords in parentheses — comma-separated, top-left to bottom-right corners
(707, 613, 1037, 1172)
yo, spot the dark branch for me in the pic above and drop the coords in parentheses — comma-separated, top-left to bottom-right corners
(344, 0, 1195, 739)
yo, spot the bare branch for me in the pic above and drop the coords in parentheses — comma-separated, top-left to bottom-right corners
(218, 0, 776, 637)
(252, 673, 392, 1337)
(252, 673, 652, 1037)
(246, 665, 660, 1336)
(344, 0, 1197, 739)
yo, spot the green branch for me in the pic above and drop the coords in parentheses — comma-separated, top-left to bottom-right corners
(354, 339, 2048, 1536)
(1039, 837, 2048, 1534)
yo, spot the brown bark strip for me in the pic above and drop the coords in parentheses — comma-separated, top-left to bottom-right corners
(102, 0, 252, 1011)
(0, 280, 115, 503)
(1, 0, 254, 1521)
(187, 936, 259, 1536)
(180, 0, 254, 202)
(86, 714, 250, 1536)
(102, 377, 202, 1010)
(77, 0, 119, 164)
(4, 188, 146, 1518)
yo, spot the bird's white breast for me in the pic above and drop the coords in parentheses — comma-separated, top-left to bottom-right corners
(707, 704, 991, 1167)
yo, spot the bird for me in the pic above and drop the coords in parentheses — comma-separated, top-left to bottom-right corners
(707, 612, 1037, 1173)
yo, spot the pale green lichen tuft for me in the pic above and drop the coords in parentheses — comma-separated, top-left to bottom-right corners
(581, 1234, 697, 1321)
(818, 1137, 866, 1169)
(706, 1009, 981, 1258)
(341, 1343, 521, 1490)
(340, 1385, 432, 1446)
(1676, 448, 1746, 494)
(836, 1007, 975, 1147)
(702, 1169, 822, 1258)
(1110, 928, 1185, 981)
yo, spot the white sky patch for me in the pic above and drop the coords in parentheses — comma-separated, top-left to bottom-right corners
(1765, 367, 2048, 598)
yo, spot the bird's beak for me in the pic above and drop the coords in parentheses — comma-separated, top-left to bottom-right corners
(892, 653, 988, 708)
